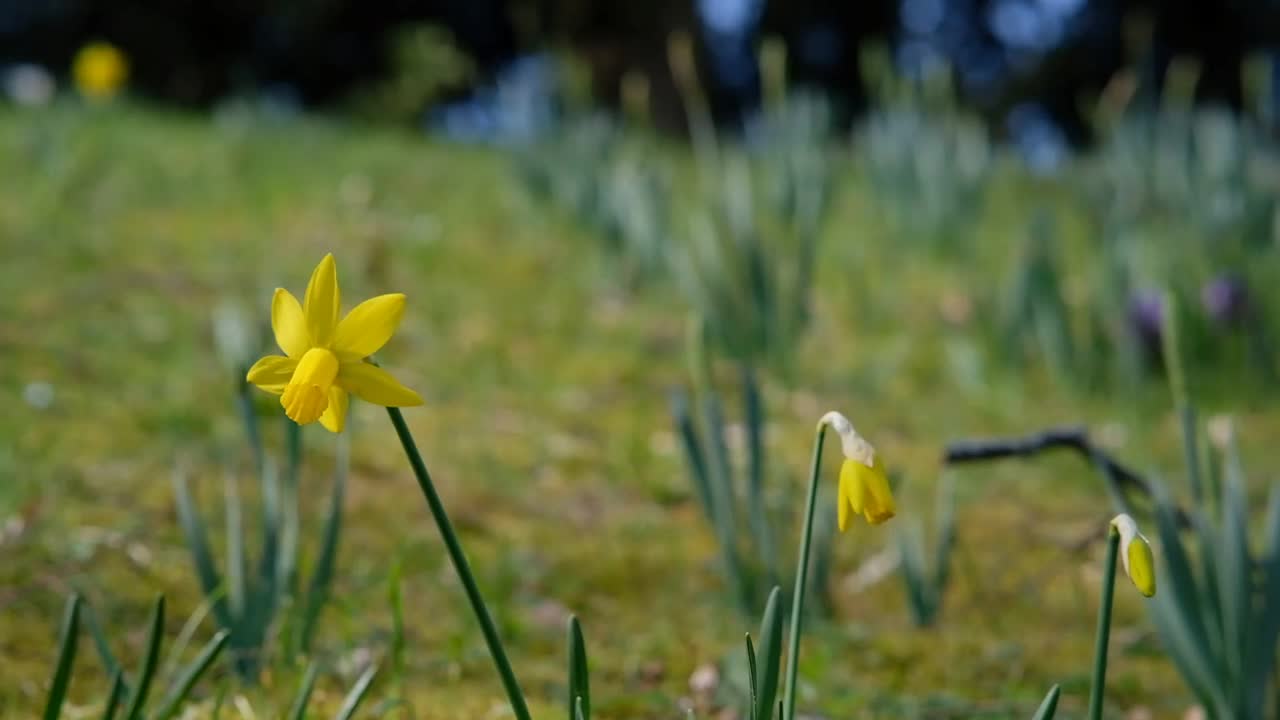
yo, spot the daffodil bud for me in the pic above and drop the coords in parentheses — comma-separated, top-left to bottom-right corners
(821, 411, 894, 530)
(1111, 514, 1156, 597)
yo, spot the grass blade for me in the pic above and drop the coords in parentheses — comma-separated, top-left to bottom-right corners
(567, 615, 590, 720)
(1030, 684, 1060, 720)
(300, 439, 347, 654)
(43, 593, 82, 720)
(745, 634, 758, 720)
(173, 469, 231, 632)
(753, 587, 783, 720)
(100, 669, 125, 720)
(152, 629, 230, 720)
(236, 372, 266, 478)
(82, 601, 126, 695)
(121, 595, 166, 720)
(287, 662, 320, 720)
(388, 556, 406, 687)
(279, 420, 304, 596)
(224, 471, 245, 618)
(1216, 445, 1250, 695)
(334, 665, 378, 720)
(161, 592, 222, 688)
(741, 364, 778, 589)
(672, 391, 714, 524)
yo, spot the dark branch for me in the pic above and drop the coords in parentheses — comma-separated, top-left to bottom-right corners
(942, 425, 1189, 527)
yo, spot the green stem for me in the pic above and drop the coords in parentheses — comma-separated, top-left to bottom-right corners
(387, 408, 532, 720)
(1087, 530, 1120, 720)
(782, 423, 828, 720)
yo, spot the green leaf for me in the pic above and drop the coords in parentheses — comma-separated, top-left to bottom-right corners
(81, 600, 124, 689)
(334, 665, 378, 720)
(287, 662, 320, 720)
(43, 593, 81, 720)
(387, 555, 406, 686)
(121, 595, 165, 720)
(1247, 485, 1280, 716)
(223, 471, 245, 620)
(744, 634, 758, 720)
(567, 615, 590, 720)
(1030, 684, 1060, 720)
(753, 587, 783, 720)
(172, 470, 231, 632)
(742, 363, 776, 587)
(250, 455, 282, 653)
(897, 521, 934, 626)
(672, 391, 714, 525)
(702, 392, 738, 533)
(100, 669, 124, 720)
(152, 629, 229, 720)
(1216, 445, 1251, 698)
(300, 443, 347, 654)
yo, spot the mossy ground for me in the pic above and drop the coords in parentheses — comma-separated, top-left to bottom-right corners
(1, 103, 1274, 718)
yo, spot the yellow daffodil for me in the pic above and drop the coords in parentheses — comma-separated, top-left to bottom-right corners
(1111, 514, 1156, 597)
(246, 254, 423, 433)
(821, 411, 895, 530)
(73, 42, 128, 101)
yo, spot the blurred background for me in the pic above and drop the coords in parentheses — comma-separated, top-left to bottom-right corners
(6, 1, 1280, 718)
(3, 0, 1277, 146)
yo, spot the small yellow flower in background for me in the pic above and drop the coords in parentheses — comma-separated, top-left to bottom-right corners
(1111, 513, 1156, 597)
(821, 411, 895, 530)
(73, 42, 128, 101)
(246, 254, 423, 433)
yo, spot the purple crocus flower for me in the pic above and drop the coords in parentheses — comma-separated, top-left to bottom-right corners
(1201, 274, 1250, 327)
(1127, 290, 1165, 351)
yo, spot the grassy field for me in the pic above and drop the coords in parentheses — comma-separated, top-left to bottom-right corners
(1, 102, 1274, 718)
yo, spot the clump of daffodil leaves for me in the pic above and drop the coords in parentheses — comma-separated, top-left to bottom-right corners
(246, 254, 423, 432)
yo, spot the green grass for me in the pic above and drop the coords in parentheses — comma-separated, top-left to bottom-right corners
(0, 101, 1274, 718)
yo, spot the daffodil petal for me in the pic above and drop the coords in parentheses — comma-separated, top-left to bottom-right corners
(246, 354, 296, 394)
(1127, 537, 1156, 597)
(319, 386, 349, 433)
(272, 289, 310, 358)
(863, 460, 896, 524)
(304, 253, 340, 347)
(337, 362, 423, 407)
(332, 293, 406, 360)
(837, 460, 854, 532)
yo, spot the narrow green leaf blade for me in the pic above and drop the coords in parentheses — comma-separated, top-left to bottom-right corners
(100, 669, 125, 720)
(334, 665, 378, 720)
(43, 593, 82, 720)
(1030, 684, 1060, 720)
(744, 634, 758, 720)
(172, 470, 231, 632)
(152, 629, 229, 720)
(567, 615, 590, 720)
(287, 662, 320, 720)
(753, 587, 783, 720)
(301, 442, 347, 654)
(121, 595, 166, 720)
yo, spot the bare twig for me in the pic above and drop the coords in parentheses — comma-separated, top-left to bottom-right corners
(943, 425, 1190, 526)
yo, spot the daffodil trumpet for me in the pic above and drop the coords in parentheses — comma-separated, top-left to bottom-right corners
(1087, 514, 1158, 720)
(782, 411, 895, 720)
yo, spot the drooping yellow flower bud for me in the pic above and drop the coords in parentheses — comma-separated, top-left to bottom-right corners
(1111, 514, 1156, 597)
(822, 411, 895, 530)
(73, 42, 128, 101)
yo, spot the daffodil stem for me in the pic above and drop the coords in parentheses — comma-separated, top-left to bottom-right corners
(1087, 530, 1120, 720)
(782, 423, 827, 720)
(386, 408, 532, 720)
